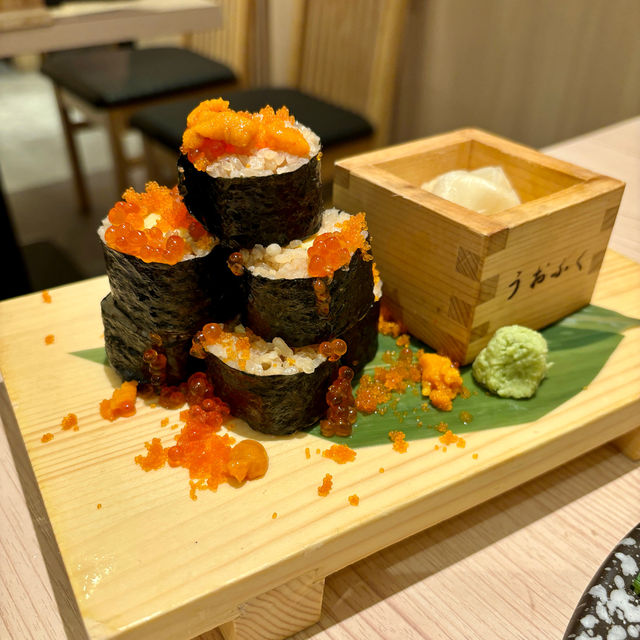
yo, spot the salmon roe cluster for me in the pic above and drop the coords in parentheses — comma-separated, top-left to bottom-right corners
(182, 98, 310, 171)
(308, 213, 372, 278)
(418, 353, 463, 411)
(318, 338, 347, 362)
(100, 380, 138, 421)
(191, 322, 252, 369)
(321, 366, 357, 437)
(134, 372, 268, 498)
(317, 473, 333, 497)
(322, 443, 357, 464)
(355, 346, 421, 414)
(104, 182, 212, 265)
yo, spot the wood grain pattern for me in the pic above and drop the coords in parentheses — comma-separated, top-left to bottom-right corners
(334, 128, 625, 363)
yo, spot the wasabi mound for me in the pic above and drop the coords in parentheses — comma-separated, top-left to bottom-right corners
(472, 325, 550, 398)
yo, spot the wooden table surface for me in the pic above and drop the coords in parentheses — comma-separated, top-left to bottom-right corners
(0, 0, 222, 59)
(1, 117, 639, 640)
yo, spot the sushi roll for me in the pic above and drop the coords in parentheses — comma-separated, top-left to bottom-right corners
(177, 98, 323, 248)
(99, 182, 241, 383)
(192, 322, 338, 435)
(239, 209, 375, 347)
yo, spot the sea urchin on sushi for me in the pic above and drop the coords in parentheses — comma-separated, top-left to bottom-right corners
(177, 99, 323, 248)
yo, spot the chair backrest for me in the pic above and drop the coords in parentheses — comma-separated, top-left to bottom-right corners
(183, 0, 269, 86)
(289, 0, 408, 146)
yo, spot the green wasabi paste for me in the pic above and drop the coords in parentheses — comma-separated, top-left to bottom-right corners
(471, 325, 550, 398)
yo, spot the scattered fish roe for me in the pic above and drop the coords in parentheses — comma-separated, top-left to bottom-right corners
(435, 421, 449, 433)
(348, 495, 360, 506)
(313, 278, 331, 316)
(42, 290, 52, 303)
(459, 410, 473, 424)
(379, 467, 385, 473)
(389, 430, 408, 453)
(472, 453, 479, 460)
(61, 413, 78, 430)
(103, 182, 212, 265)
(161, 417, 169, 427)
(378, 302, 407, 337)
(44, 334, 55, 345)
(41, 433, 54, 443)
(418, 353, 463, 411)
(396, 334, 410, 347)
(321, 366, 357, 437)
(308, 213, 371, 278)
(97, 504, 102, 509)
(318, 339, 347, 362)
(318, 473, 333, 496)
(134, 372, 268, 499)
(305, 447, 311, 459)
(272, 512, 278, 519)
(227, 251, 244, 276)
(182, 99, 310, 170)
(322, 443, 357, 464)
(100, 381, 138, 421)
(355, 346, 421, 414)
(438, 430, 466, 448)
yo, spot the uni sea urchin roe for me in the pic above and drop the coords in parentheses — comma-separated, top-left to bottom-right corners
(101, 182, 213, 265)
(182, 99, 311, 170)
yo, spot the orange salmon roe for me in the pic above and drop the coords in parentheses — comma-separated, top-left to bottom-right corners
(61, 413, 77, 430)
(42, 290, 52, 303)
(318, 473, 333, 497)
(104, 182, 212, 265)
(418, 353, 463, 411)
(321, 366, 357, 437)
(41, 433, 54, 443)
(182, 99, 310, 170)
(355, 346, 421, 414)
(348, 494, 360, 506)
(322, 443, 357, 464)
(44, 334, 55, 345)
(308, 213, 371, 278)
(191, 322, 252, 368)
(318, 338, 347, 362)
(389, 430, 408, 453)
(100, 380, 138, 421)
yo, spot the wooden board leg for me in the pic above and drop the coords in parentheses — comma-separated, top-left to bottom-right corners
(614, 426, 640, 460)
(216, 573, 325, 640)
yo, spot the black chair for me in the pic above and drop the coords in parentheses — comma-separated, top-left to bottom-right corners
(40, 0, 258, 212)
(130, 0, 409, 187)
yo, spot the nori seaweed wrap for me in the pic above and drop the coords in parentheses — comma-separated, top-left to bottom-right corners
(339, 300, 380, 376)
(102, 242, 241, 332)
(177, 152, 323, 248)
(101, 294, 200, 384)
(244, 249, 374, 347)
(205, 354, 338, 435)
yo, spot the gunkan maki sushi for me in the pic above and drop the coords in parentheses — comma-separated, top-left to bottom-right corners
(177, 98, 323, 248)
(99, 182, 240, 384)
(191, 322, 339, 435)
(238, 209, 375, 347)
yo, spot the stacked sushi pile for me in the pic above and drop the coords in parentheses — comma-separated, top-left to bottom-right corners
(100, 98, 380, 436)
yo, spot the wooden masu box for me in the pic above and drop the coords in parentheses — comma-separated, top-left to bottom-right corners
(333, 128, 625, 364)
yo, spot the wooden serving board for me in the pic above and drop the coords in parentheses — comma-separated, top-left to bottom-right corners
(0, 250, 639, 640)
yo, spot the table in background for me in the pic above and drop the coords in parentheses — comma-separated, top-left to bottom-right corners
(1, 117, 639, 639)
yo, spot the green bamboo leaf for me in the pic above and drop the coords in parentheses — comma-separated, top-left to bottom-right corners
(309, 305, 639, 447)
(70, 347, 108, 366)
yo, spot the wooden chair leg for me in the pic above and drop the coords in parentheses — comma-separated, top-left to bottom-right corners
(211, 573, 325, 640)
(615, 426, 640, 460)
(53, 87, 90, 215)
(106, 110, 131, 197)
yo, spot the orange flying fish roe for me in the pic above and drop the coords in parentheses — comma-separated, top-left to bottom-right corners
(378, 302, 408, 337)
(322, 443, 357, 464)
(42, 290, 52, 303)
(181, 99, 310, 170)
(438, 430, 466, 448)
(389, 430, 408, 453)
(61, 413, 77, 430)
(161, 417, 170, 427)
(308, 212, 371, 278)
(272, 512, 278, 519)
(348, 494, 360, 506)
(318, 473, 333, 497)
(100, 380, 138, 421)
(41, 433, 54, 443)
(305, 447, 311, 459)
(104, 182, 212, 265)
(418, 353, 463, 412)
(44, 334, 55, 345)
(472, 453, 479, 460)
(191, 322, 252, 367)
